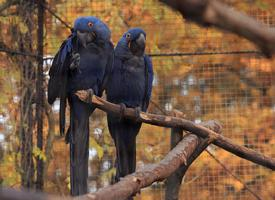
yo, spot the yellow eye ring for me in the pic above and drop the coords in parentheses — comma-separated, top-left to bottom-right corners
(126, 33, 131, 39)
(88, 22, 93, 27)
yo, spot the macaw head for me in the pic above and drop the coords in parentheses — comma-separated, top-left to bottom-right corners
(117, 28, 146, 57)
(73, 16, 111, 48)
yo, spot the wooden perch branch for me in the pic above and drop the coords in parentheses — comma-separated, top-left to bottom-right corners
(75, 91, 275, 170)
(165, 119, 221, 200)
(82, 121, 220, 200)
(159, 0, 275, 57)
(165, 136, 211, 200)
(0, 131, 212, 200)
(80, 134, 206, 200)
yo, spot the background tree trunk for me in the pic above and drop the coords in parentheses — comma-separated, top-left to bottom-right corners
(17, 0, 36, 189)
(36, 0, 45, 191)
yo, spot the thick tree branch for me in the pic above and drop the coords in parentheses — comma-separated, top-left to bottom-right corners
(159, 0, 275, 58)
(75, 91, 275, 170)
(80, 134, 204, 200)
(83, 121, 221, 200)
(165, 118, 222, 200)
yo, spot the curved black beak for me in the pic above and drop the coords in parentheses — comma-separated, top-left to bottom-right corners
(136, 33, 145, 50)
(77, 31, 96, 48)
(129, 33, 146, 56)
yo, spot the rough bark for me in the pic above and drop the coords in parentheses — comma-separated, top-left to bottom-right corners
(75, 91, 275, 170)
(80, 134, 202, 200)
(159, 0, 275, 57)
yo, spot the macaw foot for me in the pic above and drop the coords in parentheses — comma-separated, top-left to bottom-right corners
(134, 106, 141, 122)
(119, 103, 126, 121)
(84, 88, 94, 104)
(69, 52, 80, 70)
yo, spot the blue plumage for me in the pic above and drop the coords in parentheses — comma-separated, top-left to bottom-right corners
(106, 28, 154, 186)
(48, 16, 114, 196)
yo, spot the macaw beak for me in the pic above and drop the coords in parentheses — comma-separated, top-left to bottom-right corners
(77, 31, 96, 48)
(136, 33, 145, 49)
(129, 33, 146, 56)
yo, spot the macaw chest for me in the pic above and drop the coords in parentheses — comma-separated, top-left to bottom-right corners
(69, 46, 108, 92)
(120, 57, 146, 100)
(123, 57, 145, 80)
(76, 47, 107, 76)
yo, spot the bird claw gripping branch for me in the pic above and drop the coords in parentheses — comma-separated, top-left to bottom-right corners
(85, 88, 94, 104)
(69, 52, 80, 70)
(134, 106, 141, 122)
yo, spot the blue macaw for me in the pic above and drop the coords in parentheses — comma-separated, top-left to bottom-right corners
(106, 28, 154, 184)
(47, 16, 114, 196)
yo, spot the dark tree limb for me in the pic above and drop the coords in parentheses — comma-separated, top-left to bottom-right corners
(159, 0, 275, 58)
(75, 91, 275, 170)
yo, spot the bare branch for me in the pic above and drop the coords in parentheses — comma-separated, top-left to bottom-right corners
(80, 134, 204, 200)
(165, 118, 222, 200)
(159, 0, 275, 58)
(75, 91, 275, 170)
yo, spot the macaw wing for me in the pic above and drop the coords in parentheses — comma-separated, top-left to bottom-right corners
(98, 42, 114, 97)
(48, 35, 74, 104)
(142, 55, 154, 111)
(47, 35, 75, 136)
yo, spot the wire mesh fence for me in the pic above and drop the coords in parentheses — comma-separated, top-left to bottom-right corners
(0, 0, 274, 199)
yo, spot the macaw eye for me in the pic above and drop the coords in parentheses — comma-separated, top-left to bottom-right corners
(88, 22, 93, 27)
(126, 33, 131, 39)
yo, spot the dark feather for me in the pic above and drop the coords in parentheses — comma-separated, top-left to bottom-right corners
(47, 34, 76, 136)
(98, 42, 114, 96)
(48, 35, 75, 104)
(143, 55, 154, 110)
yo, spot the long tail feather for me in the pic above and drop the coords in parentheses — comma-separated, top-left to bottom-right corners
(59, 75, 67, 136)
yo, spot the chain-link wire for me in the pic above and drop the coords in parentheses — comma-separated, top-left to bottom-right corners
(0, 1, 274, 199)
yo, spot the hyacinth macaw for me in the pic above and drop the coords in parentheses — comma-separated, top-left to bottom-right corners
(106, 28, 154, 186)
(47, 16, 114, 196)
